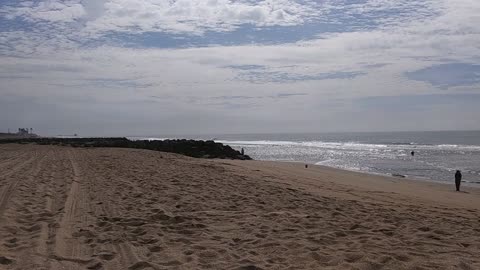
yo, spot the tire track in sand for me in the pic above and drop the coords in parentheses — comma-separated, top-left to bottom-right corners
(0, 149, 40, 222)
(0, 146, 37, 180)
(51, 149, 96, 270)
(80, 148, 149, 270)
(0, 148, 30, 173)
(0, 146, 51, 269)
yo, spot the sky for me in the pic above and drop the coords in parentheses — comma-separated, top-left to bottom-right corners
(1, 0, 479, 136)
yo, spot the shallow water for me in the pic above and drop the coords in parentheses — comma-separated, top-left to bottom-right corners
(135, 131, 480, 186)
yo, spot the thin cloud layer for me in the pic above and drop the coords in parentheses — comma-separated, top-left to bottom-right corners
(1, 0, 480, 135)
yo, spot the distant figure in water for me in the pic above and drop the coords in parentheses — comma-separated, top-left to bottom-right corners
(455, 170, 462, 191)
(411, 151, 415, 157)
(241, 148, 244, 155)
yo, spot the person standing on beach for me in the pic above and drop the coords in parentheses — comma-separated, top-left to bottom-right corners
(455, 170, 462, 191)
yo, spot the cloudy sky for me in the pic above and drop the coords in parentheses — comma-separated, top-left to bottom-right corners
(1, 0, 479, 136)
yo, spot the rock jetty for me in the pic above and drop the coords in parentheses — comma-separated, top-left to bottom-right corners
(0, 137, 252, 160)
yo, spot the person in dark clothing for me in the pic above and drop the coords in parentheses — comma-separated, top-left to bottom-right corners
(411, 151, 415, 157)
(241, 148, 245, 155)
(455, 170, 462, 191)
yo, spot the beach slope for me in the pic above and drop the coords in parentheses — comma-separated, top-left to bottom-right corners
(0, 144, 479, 269)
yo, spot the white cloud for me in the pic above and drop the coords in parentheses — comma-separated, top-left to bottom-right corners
(3, 0, 86, 22)
(86, 0, 322, 35)
(1, 0, 480, 134)
(2, 0, 322, 35)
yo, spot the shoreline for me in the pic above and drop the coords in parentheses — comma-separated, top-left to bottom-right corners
(312, 162, 480, 189)
(247, 158, 480, 188)
(220, 159, 480, 210)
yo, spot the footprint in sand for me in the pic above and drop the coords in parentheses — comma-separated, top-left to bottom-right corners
(0, 256, 14, 265)
(128, 261, 157, 270)
(86, 261, 103, 270)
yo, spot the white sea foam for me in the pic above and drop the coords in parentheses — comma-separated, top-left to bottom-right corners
(214, 140, 298, 146)
(215, 139, 480, 152)
(314, 158, 336, 165)
(125, 133, 480, 185)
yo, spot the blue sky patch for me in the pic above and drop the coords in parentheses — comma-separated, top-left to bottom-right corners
(407, 63, 480, 89)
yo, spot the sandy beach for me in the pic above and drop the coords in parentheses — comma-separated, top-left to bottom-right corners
(0, 144, 479, 270)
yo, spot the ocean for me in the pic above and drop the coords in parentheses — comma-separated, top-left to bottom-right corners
(134, 130, 480, 186)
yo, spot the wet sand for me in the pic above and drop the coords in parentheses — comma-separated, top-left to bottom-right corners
(0, 144, 479, 269)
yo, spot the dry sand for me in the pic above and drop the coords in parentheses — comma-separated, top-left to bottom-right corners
(0, 144, 479, 270)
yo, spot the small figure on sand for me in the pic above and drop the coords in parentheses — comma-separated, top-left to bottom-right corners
(455, 170, 462, 191)
(305, 164, 308, 169)
(411, 151, 415, 157)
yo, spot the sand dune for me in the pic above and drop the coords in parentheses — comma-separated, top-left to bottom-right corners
(0, 144, 479, 269)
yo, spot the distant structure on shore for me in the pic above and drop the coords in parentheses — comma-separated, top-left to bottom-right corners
(0, 128, 38, 139)
(17, 128, 31, 135)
